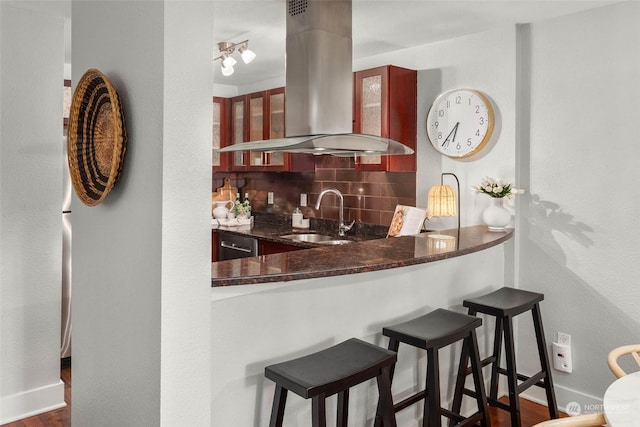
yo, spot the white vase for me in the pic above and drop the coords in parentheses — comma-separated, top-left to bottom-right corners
(482, 198, 511, 232)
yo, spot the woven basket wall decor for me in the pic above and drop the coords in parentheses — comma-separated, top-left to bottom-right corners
(67, 69, 127, 206)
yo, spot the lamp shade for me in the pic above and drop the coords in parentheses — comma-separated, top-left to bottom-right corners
(239, 46, 256, 64)
(221, 63, 234, 76)
(221, 52, 237, 69)
(427, 184, 457, 217)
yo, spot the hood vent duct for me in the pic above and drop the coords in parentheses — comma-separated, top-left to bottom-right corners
(217, 0, 414, 157)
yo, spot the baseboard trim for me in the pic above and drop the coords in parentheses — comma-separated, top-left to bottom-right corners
(0, 379, 65, 424)
(521, 383, 604, 415)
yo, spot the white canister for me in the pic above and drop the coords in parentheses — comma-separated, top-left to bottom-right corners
(292, 207, 303, 227)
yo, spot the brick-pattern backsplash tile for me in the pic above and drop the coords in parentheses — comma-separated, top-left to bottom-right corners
(213, 167, 416, 227)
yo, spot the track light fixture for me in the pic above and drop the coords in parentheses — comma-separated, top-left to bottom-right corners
(214, 40, 256, 76)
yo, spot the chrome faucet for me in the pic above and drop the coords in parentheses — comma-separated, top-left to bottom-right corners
(315, 188, 355, 237)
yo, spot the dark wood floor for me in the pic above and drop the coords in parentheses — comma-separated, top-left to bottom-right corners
(1, 363, 563, 427)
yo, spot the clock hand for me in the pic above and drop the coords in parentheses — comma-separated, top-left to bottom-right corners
(441, 122, 460, 148)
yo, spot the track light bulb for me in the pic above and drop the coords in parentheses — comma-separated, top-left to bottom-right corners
(221, 52, 237, 69)
(239, 46, 256, 64)
(221, 63, 234, 76)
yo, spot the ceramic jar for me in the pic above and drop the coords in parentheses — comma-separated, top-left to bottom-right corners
(482, 198, 511, 231)
(212, 201, 232, 220)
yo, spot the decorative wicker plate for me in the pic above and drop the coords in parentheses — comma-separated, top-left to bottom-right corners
(67, 69, 127, 206)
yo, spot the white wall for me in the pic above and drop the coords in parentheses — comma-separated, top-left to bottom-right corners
(517, 1, 640, 410)
(71, 1, 212, 425)
(0, 4, 66, 423)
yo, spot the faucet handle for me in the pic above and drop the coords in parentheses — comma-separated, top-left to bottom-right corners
(341, 220, 355, 233)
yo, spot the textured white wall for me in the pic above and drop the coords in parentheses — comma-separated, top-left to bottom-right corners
(71, 1, 212, 425)
(0, 4, 66, 423)
(161, 2, 213, 425)
(517, 1, 640, 409)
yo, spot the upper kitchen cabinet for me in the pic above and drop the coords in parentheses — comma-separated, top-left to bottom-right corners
(230, 94, 248, 170)
(230, 88, 314, 172)
(212, 96, 230, 172)
(353, 65, 417, 172)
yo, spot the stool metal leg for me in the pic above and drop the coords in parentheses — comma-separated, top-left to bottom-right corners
(269, 385, 288, 427)
(503, 316, 521, 427)
(532, 303, 559, 419)
(376, 365, 398, 427)
(337, 389, 349, 427)
(424, 348, 441, 427)
(312, 394, 327, 427)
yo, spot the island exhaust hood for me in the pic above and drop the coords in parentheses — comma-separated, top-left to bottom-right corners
(217, 0, 413, 157)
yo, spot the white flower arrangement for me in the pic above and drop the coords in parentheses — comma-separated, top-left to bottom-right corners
(474, 176, 524, 199)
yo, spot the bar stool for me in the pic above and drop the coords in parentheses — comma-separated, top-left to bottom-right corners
(375, 308, 490, 427)
(452, 287, 559, 426)
(264, 338, 398, 427)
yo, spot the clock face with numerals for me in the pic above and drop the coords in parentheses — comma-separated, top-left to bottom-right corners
(426, 89, 495, 158)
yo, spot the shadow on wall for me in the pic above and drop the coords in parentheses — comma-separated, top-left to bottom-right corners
(517, 194, 640, 402)
(528, 194, 594, 255)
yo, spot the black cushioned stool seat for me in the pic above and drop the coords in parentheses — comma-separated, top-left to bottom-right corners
(375, 308, 490, 427)
(265, 338, 398, 427)
(452, 287, 558, 427)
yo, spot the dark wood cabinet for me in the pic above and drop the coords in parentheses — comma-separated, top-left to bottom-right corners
(226, 88, 314, 172)
(230, 94, 248, 170)
(211, 230, 219, 262)
(353, 65, 417, 172)
(259, 240, 304, 255)
(212, 97, 230, 172)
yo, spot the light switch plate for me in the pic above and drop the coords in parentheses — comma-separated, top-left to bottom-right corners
(268, 192, 274, 205)
(300, 193, 307, 207)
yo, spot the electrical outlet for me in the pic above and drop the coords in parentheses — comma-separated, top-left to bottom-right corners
(300, 193, 307, 207)
(558, 332, 571, 346)
(268, 192, 274, 205)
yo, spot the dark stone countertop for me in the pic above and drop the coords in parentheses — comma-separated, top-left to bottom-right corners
(212, 214, 513, 287)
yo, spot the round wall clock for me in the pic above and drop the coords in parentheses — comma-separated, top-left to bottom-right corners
(426, 89, 495, 158)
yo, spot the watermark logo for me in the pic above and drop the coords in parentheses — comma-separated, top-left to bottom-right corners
(566, 401, 582, 416)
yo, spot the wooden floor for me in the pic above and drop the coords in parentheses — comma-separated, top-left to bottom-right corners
(1, 363, 563, 427)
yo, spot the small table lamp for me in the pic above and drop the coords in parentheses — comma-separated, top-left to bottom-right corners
(427, 172, 460, 247)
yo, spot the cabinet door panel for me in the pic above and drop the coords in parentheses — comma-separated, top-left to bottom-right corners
(231, 96, 247, 170)
(354, 65, 416, 172)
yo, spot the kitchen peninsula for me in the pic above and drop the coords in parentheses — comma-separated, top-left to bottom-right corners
(210, 222, 514, 426)
(212, 217, 513, 286)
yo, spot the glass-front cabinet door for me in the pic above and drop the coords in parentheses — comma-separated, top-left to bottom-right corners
(221, 88, 314, 173)
(231, 95, 247, 170)
(248, 88, 288, 170)
(248, 91, 267, 167)
(212, 97, 229, 172)
(266, 88, 286, 168)
(355, 72, 384, 169)
(353, 65, 417, 172)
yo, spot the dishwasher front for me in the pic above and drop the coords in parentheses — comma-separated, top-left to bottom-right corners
(218, 231, 259, 260)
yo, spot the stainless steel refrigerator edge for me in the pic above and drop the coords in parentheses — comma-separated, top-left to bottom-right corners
(61, 136, 72, 359)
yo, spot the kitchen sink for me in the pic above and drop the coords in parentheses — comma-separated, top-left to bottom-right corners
(279, 233, 353, 245)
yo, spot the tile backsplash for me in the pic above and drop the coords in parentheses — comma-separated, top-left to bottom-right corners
(212, 156, 416, 227)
